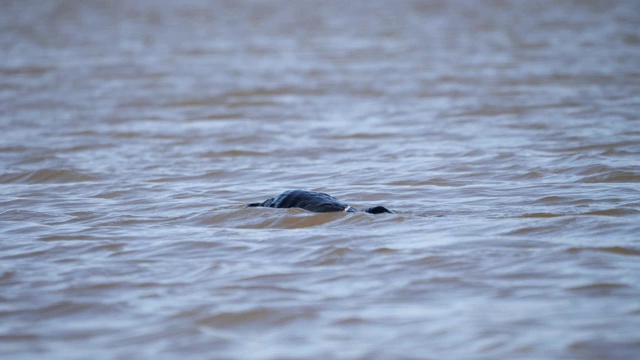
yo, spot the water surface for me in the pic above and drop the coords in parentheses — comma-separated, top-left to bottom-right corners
(1, 1, 640, 359)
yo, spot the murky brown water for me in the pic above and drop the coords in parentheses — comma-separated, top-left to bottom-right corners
(2, 0, 640, 359)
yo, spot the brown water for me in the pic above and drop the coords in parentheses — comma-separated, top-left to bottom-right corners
(2, 1, 640, 359)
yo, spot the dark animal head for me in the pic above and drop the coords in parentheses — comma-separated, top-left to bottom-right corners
(364, 206, 393, 214)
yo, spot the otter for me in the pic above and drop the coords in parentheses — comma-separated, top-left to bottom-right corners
(247, 190, 392, 214)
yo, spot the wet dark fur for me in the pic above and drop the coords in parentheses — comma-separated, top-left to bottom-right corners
(247, 190, 392, 214)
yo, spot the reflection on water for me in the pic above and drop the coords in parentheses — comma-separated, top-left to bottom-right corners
(1, 0, 640, 359)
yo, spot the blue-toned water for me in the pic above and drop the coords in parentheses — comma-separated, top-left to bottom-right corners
(1, 1, 640, 359)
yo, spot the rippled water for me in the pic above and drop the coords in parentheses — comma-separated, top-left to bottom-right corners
(2, 1, 640, 359)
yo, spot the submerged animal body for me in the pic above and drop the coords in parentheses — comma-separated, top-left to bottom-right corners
(247, 190, 392, 214)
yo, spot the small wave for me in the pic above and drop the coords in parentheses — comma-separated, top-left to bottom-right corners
(198, 112, 244, 121)
(200, 150, 268, 158)
(0, 333, 38, 342)
(520, 208, 638, 218)
(299, 246, 355, 266)
(0, 65, 52, 76)
(333, 316, 369, 325)
(556, 140, 639, 153)
(581, 170, 640, 183)
(0, 270, 16, 281)
(569, 339, 640, 360)
(567, 282, 629, 296)
(581, 208, 639, 216)
(241, 210, 355, 229)
(530, 196, 569, 204)
(196, 307, 315, 328)
(571, 164, 617, 176)
(224, 87, 324, 98)
(520, 212, 564, 218)
(193, 206, 386, 229)
(162, 97, 220, 108)
(0, 169, 98, 184)
(0, 145, 29, 153)
(386, 178, 466, 187)
(506, 171, 546, 180)
(35, 300, 115, 319)
(501, 218, 577, 235)
(602, 148, 638, 156)
(0, 209, 54, 222)
(330, 132, 397, 140)
(90, 190, 131, 199)
(146, 170, 229, 183)
(565, 246, 640, 256)
(39, 234, 102, 242)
